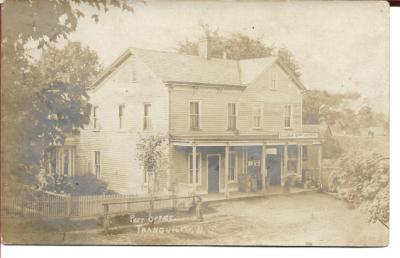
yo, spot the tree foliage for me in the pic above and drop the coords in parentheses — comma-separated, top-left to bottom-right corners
(2, 0, 133, 193)
(177, 24, 301, 76)
(327, 152, 389, 227)
(37, 42, 103, 88)
(302, 90, 360, 125)
(303, 90, 388, 135)
(136, 134, 169, 195)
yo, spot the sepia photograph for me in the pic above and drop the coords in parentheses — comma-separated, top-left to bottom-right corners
(1, 0, 390, 247)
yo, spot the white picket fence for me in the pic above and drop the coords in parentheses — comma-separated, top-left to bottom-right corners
(3, 191, 191, 218)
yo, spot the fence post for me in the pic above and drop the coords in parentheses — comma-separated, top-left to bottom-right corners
(21, 199, 26, 217)
(149, 199, 154, 226)
(195, 196, 203, 221)
(172, 189, 177, 210)
(67, 194, 72, 217)
(103, 204, 110, 234)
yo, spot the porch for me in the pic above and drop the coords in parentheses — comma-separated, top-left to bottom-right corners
(170, 135, 323, 198)
(200, 187, 316, 203)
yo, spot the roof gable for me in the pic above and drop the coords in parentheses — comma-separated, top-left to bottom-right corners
(90, 48, 306, 91)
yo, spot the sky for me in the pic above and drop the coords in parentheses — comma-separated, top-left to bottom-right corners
(63, 0, 388, 113)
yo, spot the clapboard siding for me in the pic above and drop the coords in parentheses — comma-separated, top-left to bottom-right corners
(77, 55, 169, 195)
(169, 63, 303, 137)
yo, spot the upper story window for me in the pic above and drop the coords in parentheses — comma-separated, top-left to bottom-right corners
(189, 101, 200, 130)
(143, 103, 152, 130)
(228, 103, 237, 130)
(271, 70, 278, 90)
(118, 104, 125, 129)
(92, 106, 98, 130)
(252, 103, 263, 129)
(284, 104, 293, 128)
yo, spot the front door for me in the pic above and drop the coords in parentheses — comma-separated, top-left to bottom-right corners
(266, 148, 282, 186)
(207, 155, 220, 193)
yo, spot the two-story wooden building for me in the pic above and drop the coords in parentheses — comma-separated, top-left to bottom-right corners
(55, 39, 324, 195)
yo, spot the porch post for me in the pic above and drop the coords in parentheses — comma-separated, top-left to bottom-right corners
(317, 144, 323, 189)
(192, 143, 197, 195)
(282, 144, 288, 186)
(225, 144, 230, 199)
(296, 144, 302, 174)
(261, 144, 266, 191)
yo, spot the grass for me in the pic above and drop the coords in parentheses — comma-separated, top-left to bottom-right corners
(334, 135, 389, 156)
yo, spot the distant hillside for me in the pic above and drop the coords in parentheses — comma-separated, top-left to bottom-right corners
(334, 135, 389, 157)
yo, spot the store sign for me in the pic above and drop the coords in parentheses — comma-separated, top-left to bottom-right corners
(266, 148, 277, 155)
(248, 160, 261, 167)
(279, 132, 318, 139)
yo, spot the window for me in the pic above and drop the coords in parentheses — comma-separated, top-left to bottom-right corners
(94, 151, 101, 178)
(188, 153, 201, 185)
(228, 103, 237, 130)
(63, 149, 70, 176)
(252, 104, 263, 128)
(143, 103, 151, 130)
(92, 106, 98, 129)
(52, 147, 74, 176)
(189, 101, 200, 130)
(228, 152, 237, 181)
(118, 104, 125, 129)
(284, 104, 292, 128)
(271, 70, 278, 90)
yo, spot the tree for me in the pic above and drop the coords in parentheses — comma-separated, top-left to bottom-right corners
(277, 47, 302, 77)
(357, 106, 375, 128)
(2, 0, 134, 194)
(136, 134, 169, 196)
(37, 42, 103, 88)
(302, 90, 360, 125)
(177, 25, 300, 74)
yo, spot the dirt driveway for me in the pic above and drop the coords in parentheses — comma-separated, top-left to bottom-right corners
(59, 192, 388, 246)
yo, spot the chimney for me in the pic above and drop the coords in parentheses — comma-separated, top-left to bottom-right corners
(198, 37, 211, 59)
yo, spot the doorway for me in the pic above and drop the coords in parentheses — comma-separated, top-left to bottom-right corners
(207, 155, 220, 193)
(266, 147, 282, 186)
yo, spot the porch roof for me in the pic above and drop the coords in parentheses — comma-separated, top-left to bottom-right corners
(170, 133, 322, 147)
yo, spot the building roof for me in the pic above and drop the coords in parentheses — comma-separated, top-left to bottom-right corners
(91, 47, 306, 90)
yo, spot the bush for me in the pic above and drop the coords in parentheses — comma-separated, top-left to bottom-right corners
(327, 152, 389, 226)
(39, 174, 115, 195)
(323, 137, 343, 158)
